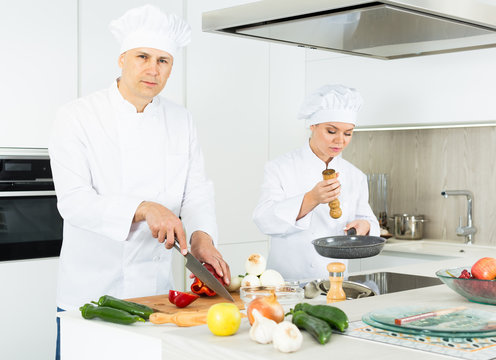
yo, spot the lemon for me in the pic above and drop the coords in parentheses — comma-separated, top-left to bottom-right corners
(207, 303, 241, 336)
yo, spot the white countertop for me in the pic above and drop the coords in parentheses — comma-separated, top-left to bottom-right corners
(59, 239, 496, 360)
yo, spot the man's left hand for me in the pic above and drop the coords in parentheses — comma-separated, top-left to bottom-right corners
(190, 231, 231, 286)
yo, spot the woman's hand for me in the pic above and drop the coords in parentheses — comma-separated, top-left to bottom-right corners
(133, 201, 188, 255)
(297, 173, 340, 220)
(190, 231, 231, 286)
(345, 220, 371, 235)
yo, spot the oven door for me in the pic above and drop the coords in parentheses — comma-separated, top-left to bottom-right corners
(0, 191, 63, 261)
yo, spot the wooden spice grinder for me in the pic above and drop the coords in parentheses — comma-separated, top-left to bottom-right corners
(327, 262, 346, 303)
(322, 169, 342, 219)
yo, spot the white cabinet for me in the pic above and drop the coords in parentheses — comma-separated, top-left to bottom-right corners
(0, 258, 59, 360)
(0, 0, 77, 148)
(305, 47, 496, 129)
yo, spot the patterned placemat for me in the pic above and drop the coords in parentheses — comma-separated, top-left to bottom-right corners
(343, 320, 496, 360)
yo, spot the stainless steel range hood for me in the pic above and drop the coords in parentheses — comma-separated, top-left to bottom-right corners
(202, 0, 496, 60)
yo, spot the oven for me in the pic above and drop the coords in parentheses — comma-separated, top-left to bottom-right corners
(0, 148, 63, 261)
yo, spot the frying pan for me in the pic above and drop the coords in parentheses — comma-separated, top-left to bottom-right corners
(311, 228, 386, 259)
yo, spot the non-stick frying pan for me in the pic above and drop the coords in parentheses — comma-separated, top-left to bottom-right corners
(311, 228, 386, 259)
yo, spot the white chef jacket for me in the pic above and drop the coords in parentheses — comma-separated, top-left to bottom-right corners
(253, 141, 379, 282)
(49, 81, 217, 310)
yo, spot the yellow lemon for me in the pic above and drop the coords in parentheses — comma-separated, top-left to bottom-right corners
(207, 303, 241, 336)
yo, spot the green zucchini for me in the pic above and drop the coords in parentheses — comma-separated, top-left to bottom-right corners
(291, 310, 332, 345)
(294, 302, 349, 332)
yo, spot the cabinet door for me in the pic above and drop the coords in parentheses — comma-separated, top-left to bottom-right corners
(0, 0, 77, 148)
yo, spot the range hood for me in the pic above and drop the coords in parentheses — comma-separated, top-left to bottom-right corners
(202, 0, 496, 60)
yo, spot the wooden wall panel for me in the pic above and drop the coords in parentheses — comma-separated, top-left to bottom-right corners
(343, 126, 496, 245)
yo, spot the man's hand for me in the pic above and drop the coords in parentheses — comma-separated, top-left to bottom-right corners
(133, 201, 187, 255)
(345, 219, 371, 236)
(190, 231, 231, 286)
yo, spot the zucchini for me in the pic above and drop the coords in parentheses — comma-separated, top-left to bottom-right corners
(291, 310, 332, 345)
(294, 302, 349, 332)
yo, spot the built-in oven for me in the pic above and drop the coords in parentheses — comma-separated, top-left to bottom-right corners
(0, 148, 63, 261)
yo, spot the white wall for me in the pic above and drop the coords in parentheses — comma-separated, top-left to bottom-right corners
(185, 0, 270, 278)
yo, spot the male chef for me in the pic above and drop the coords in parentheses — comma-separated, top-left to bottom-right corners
(49, 3, 230, 341)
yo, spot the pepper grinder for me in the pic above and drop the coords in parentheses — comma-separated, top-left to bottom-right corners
(322, 169, 342, 219)
(327, 262, 346, 303)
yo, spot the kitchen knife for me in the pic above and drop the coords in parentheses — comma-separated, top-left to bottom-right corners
(173, 239, 234, 302)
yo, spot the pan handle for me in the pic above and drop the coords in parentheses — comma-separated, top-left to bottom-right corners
(347, 227, 357, 236)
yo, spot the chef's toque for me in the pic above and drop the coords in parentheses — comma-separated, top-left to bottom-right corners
(298, 84, 363, 127)
(109, 4, 191, 57)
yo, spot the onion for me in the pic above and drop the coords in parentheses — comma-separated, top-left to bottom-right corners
(225, 275, 243, 292)
(247, 291, 285, 325)
(259, 269, 285, 287)
(241, 274, 261, 287)
(245, 253, 267, 276)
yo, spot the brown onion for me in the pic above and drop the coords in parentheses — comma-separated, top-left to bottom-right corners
(247, 291, 285, 325)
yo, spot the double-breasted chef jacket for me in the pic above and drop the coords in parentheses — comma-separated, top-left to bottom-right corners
(49, 81, 217, 310)
(253, 141, 379, 282)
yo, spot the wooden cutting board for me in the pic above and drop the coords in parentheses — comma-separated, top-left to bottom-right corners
(126, 292, 245, 327)
(127, 292, 244, 314)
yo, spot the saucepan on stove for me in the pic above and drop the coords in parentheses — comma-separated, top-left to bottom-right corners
(311, 228, 386, 259)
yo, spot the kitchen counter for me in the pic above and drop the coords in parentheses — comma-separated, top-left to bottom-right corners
(59, 240, 496, 360)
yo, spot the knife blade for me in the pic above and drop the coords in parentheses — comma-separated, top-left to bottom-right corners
(173, 239, 234, 302)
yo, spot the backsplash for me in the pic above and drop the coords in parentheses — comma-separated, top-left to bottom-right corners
(343, 126, 496, 246)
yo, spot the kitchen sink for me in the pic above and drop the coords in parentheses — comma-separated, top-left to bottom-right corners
(307, 272, 443, 299)
(347, 272, 443, 296)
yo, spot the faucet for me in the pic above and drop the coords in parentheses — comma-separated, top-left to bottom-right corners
(441, 190, 476, 245)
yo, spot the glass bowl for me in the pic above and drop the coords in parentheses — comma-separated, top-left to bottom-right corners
(240, 284, 304, 305)
(436, 267, 496, 305)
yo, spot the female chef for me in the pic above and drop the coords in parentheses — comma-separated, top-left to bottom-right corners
(253, 84, 379, 282)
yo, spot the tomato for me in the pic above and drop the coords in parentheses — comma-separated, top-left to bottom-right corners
(206, 303, 241, 336)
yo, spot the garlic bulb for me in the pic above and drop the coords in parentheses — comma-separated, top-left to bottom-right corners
(241, 274, 261, 287)
(259, 269, 285, 287)
(245, 253, 267, 276)
(272, 321, 303, 353)
(249, 309, 277, 344)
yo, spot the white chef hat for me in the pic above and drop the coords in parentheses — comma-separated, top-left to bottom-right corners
(298, 84, 363, 127)
(109, 4, 191, 58)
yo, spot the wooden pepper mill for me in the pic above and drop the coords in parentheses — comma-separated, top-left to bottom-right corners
(327, 262, 346, 303)
(322, 169, 342, 219)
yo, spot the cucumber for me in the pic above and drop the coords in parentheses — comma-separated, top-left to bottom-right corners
(294, 303, 349, 332)
(291, 310, 332, 345)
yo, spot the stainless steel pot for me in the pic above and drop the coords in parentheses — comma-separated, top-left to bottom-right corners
(391, 214, 427, 240)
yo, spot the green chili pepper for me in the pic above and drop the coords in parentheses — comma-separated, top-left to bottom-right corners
(96, 295, 154, 320)
(79, 303, 145, 325)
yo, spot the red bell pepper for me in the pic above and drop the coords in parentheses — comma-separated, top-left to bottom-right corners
(190, 263, 226, 297)
(168, 290, 200, 308)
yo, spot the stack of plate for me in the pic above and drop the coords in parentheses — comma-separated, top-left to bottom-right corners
(362, 305, 496, 338)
